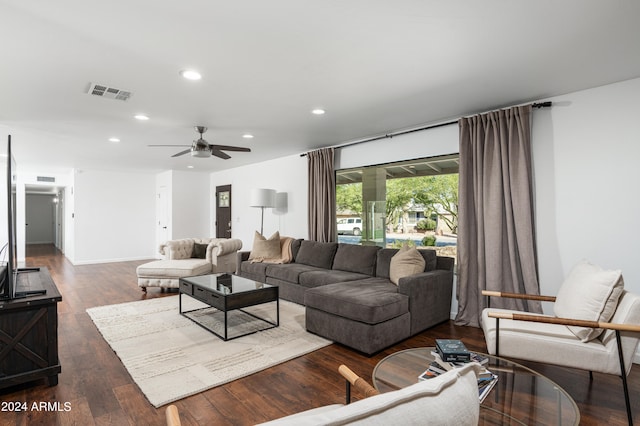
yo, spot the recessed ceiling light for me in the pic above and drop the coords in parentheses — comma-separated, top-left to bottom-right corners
(180, 69, 202, 81)
(108, 137, 120, 143)
(134, 114, 149, 121)
(187, 165, 194, 169)
(242, 133, 254, 139)
(311, 108, 326, 115)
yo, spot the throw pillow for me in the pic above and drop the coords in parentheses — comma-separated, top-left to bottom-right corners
(389, 244, 426, 285)
(554, 260, 624, 342)
(191, 242, 208, 259)
(249, 231, 281, 261)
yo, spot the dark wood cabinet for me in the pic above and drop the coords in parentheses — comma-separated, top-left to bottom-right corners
(0, 268, 62, 389)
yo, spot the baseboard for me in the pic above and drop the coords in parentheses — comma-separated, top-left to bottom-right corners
(71, 256, 156, 266)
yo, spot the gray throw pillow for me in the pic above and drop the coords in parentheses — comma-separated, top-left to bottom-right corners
(191, 243, 208, 259)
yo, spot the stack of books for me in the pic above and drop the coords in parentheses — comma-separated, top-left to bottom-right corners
(419, 339, 498, 402)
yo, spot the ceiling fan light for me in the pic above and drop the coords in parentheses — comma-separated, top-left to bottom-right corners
(191, 149, 211, 158)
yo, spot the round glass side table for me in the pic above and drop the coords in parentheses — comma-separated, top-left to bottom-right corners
(372, 347, 579, 426)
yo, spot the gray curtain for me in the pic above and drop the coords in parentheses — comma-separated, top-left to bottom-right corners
(455, 105, 542, 328)
(307, 148, 336, 242)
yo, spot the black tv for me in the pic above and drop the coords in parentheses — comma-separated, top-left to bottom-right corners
(0, 135, 44, 300)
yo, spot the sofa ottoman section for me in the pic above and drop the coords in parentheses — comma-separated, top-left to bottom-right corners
(304, 278, 410, 355)
(136, 259, 212, 291)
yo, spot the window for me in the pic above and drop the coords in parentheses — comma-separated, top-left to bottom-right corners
(335, 154, 458, 258)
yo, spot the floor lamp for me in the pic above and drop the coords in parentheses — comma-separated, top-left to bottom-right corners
(250, 188, 276, 235)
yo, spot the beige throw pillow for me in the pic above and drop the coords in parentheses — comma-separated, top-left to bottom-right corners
(389, 245, 426, 285)
(249, 231, 281, 261)
(554, 260, 624, 342)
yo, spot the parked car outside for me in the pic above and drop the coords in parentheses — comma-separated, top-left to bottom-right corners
(337, 217, 362, 236)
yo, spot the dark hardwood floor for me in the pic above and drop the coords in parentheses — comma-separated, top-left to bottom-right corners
(1, 244, 638, 425)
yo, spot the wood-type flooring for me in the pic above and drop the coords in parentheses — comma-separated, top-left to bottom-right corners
(0, 244, 637, 425)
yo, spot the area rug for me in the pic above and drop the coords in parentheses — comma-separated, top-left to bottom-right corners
(86, 296, 332, 407)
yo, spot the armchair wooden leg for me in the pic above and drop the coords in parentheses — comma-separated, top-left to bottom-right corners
(495, 317, 500, 357)
(615, 330, 633, 426)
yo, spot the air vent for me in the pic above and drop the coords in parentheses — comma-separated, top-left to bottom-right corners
(86, 82, 132, 101)
(37, 176, 55, 183)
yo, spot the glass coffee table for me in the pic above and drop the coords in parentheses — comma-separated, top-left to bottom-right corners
(373, 347, 579, 425)
(179, 273, 279, 341)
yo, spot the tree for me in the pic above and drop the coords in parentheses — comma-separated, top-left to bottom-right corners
(336, 182, 362, 215)
(413, 174, 458, 233)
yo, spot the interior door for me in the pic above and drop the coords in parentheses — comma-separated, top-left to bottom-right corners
(216, 185, 232, 238)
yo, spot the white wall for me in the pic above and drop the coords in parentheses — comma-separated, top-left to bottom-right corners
(171, 171, 211, 239)
(533, 77, 640, 309)
(72, 169, 156, 264)
(209, 154, 308, 250)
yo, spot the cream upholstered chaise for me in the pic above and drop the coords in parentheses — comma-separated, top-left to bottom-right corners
(137, 238, 242, 291)
(481, 260, 640, 425)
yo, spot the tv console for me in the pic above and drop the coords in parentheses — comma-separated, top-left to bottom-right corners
(0, 267, 62, 389)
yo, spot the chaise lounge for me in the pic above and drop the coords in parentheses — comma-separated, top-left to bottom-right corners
(137, 237, 242, 292)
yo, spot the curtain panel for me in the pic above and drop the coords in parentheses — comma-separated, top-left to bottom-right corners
(455, 105, 542, 328)
(307, 148, 336, 242)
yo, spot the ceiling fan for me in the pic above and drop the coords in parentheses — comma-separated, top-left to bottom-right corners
(149, 126, 251, 159)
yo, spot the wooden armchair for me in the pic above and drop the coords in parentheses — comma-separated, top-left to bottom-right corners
(481, 284, 640, 426)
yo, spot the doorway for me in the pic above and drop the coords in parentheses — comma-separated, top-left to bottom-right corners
(215, 185, 232, 238)
(25, 185, 65, 252)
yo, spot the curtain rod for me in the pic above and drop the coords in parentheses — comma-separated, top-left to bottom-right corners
(301, 101, 552, 157)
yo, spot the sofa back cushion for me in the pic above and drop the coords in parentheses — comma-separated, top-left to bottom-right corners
(332, 244, 380, 275)
(295, 240, 338, 269)
(376, 248, 438, 278)
(166, 239, 195, 260)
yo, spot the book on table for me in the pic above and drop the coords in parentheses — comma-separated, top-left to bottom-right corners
(419, 346, 498, 402)
(435, 338, 471, 362)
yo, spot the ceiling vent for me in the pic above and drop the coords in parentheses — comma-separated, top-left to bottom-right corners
(37, 176, 55, 183)
(86, 83, 132, 101)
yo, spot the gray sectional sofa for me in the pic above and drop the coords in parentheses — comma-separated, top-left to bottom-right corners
(237, 239, 454, 355)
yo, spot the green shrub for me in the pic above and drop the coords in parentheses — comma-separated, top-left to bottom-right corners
(390, 239, 416, 248)
(416, 218, 437, 231)
(422, 235, 436, 246)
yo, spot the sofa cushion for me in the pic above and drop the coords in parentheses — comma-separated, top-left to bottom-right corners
(249, 231, 281, 261)
(295, 240, 338, 269)
(266, 263, 324, 284)
(240, 261, 270, 280)
(304, 278, 408, 324)
(377, 248, 437, 278)
(390, 245, 426, 285)
(136, 259, 211, 278)
(299, 270, 371, 288)
(554, 260, 624, 342)
(332, 244, 380, 275)
(257, 363, 481, 426)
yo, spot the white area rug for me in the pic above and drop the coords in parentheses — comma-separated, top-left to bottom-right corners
(87, 296, 332, 407)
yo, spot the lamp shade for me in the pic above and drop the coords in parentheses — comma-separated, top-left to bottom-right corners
(250, 188, 276, 208)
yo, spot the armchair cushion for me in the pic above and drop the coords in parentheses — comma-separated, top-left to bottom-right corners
(554, 260, 624, 342)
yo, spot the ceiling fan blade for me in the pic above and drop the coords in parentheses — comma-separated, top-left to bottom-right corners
(211, 148, 231, 159)
(210, 144, 251, 152)
(148, 144, 191, 147)
(172, 149, 192, 157)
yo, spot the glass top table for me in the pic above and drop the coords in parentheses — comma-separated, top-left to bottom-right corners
(179, 273, 279, 341)
(372, 347, 579, 425)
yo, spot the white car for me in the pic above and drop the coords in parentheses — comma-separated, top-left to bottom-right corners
(337, 217, 362, 236)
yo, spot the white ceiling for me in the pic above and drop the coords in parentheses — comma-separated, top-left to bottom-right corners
(1, 0, 640, 174)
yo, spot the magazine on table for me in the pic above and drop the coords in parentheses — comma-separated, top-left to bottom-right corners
(419, 349, 498, 402)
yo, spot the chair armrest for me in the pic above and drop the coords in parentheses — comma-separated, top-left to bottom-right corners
(338, 365, 379, 399)
(487, 311, 640, 333)
(208, 239, 242, 257)
(482, 290, 556, 303)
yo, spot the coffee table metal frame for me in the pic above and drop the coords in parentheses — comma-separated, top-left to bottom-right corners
(372, 347, 579, 426)
(179, 273, 279, 341)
